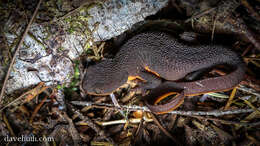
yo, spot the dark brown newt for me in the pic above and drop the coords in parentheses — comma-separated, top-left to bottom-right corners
(82, 31, 246, 114)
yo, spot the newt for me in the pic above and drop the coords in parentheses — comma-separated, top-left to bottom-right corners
(82, 31, 246, 114)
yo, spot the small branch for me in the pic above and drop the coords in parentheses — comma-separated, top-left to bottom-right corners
(0, 0, 43, 103)
(67, 103, 115, 144)
(110, 93, 126, 118)
(185, 7, 216, 23)
(191, 115, 260, 127)
(150, 113, 179, 144)
(61, 112, 81, 145)
(71, 101, 258, 117)
(93, 117, 153, 126)
(238, 85, 260, 99)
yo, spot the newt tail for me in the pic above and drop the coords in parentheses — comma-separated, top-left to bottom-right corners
(144, 62, 246, 114)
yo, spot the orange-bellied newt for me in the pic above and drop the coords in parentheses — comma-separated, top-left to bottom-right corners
(82, 31, 246, 114)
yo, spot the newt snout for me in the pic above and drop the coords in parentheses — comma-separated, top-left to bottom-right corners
(83, 31, 246, 114)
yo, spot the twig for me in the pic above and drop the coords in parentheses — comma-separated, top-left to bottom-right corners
(67, 103, 115, 144)
(246, 133, 260, 145)
(185, 7, 216, 23)
(93, 117, 153, 126)
(2, 113, 15, 136)
(239, 97, 260, 114)
(191, 115, 260, 127)
(238, 85, 260, 99)
(71, 101, 259, 117)
(30, 95, 48, 123)
(150, 113, 179, 144)
(211, 12, 218, 41)
(224, 87, 237, 110)
(0, 0, 43, 103)
(206, 92, 229, 99)
(110, 93, 126, 118)
(0, 82, 48, 111)
(61, 112, 81, 145)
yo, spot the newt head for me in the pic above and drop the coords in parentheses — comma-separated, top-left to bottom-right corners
(82, 60, 128, 95)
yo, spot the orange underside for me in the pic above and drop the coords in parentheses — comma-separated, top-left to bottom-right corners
(185, 86, 236, 97)
(154, 92, 179, 104)
(128, 75, 145, 81)
(125, 67, 238, 113)
(144, 66, 161, 77)
(153, 87, 235, 103)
